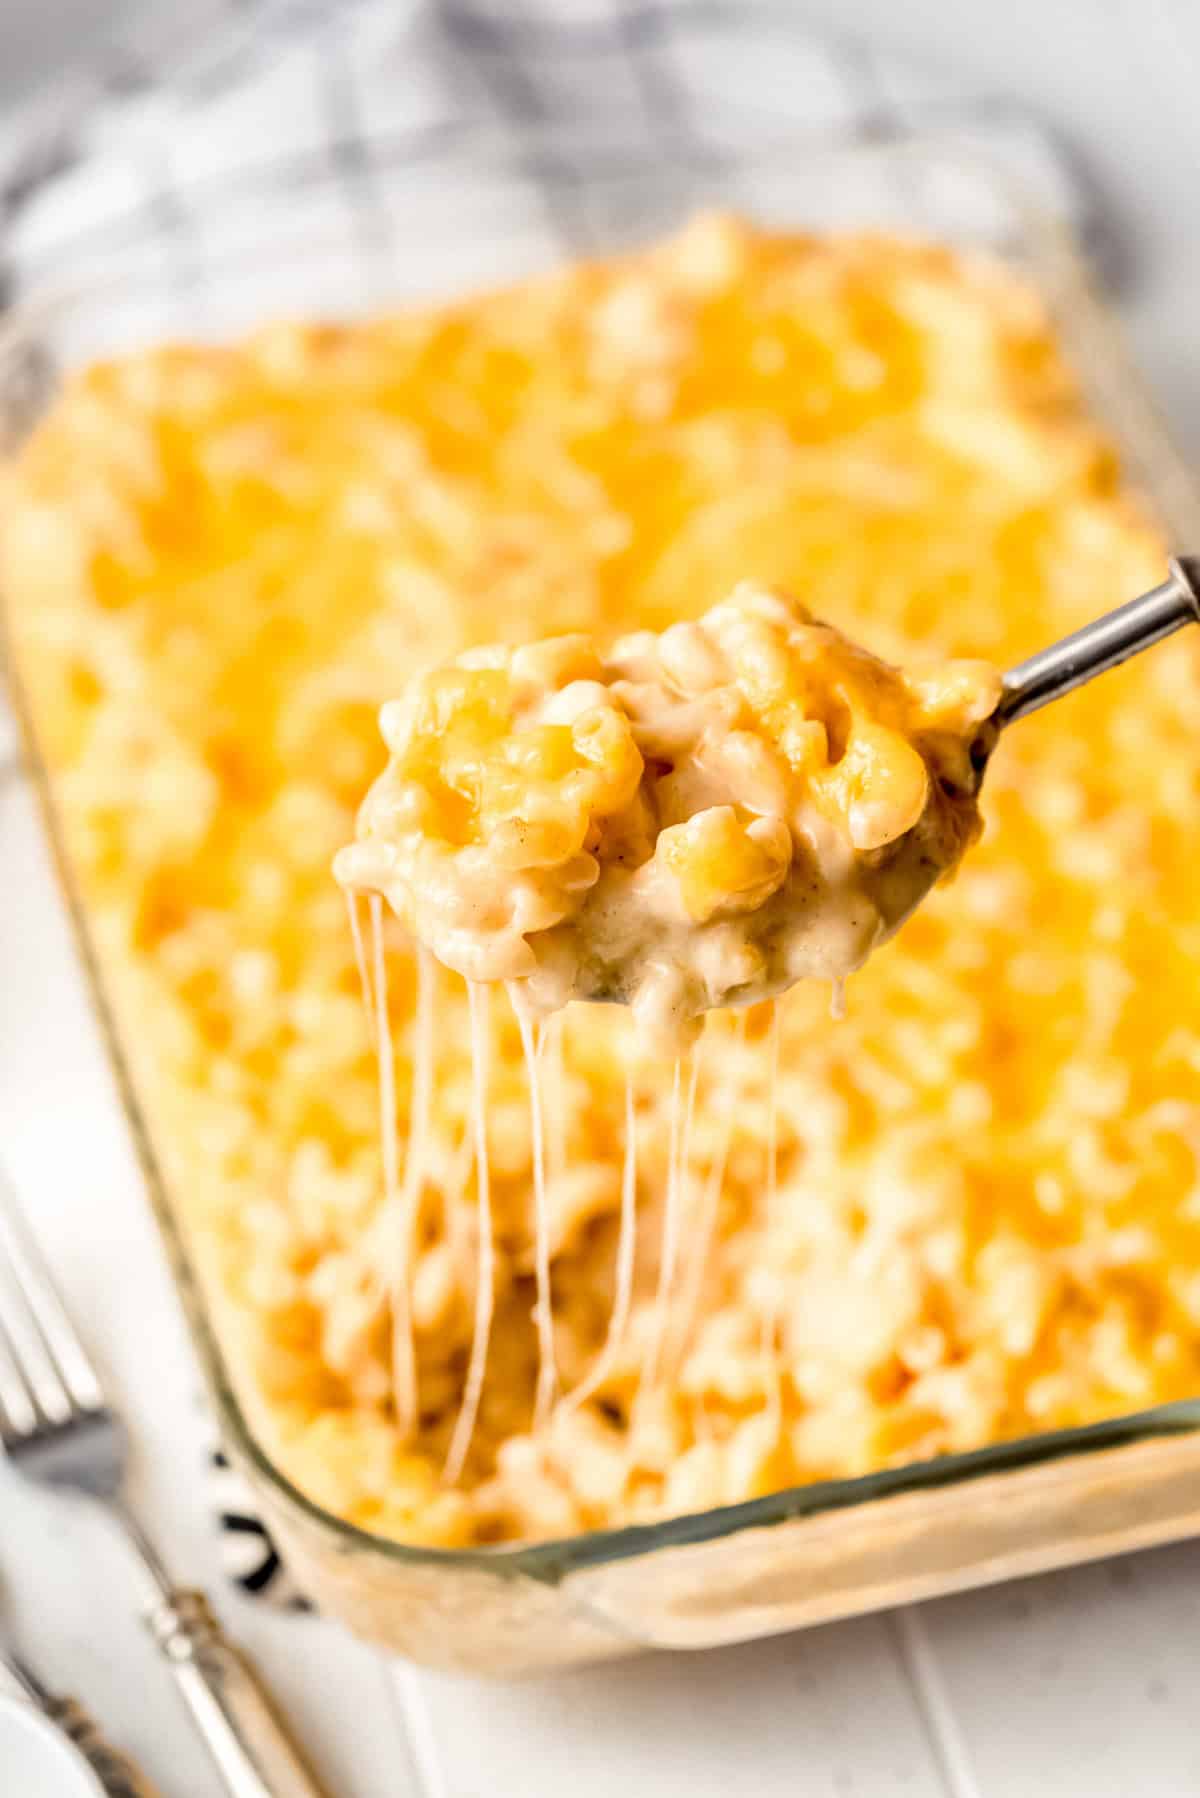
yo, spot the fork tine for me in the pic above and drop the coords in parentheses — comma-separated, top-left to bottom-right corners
(0, 1163, 104, 1418)
(0, 1308, 38, 1438)
(0, 1249, 73, 1427)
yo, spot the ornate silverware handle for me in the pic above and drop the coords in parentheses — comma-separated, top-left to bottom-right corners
(1, 1651, 161, 1797)
(45, 1695, 164, 1798)
(146, 1591, 330, 1798)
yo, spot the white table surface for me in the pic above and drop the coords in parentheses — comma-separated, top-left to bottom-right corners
(5, 2, 1200, 1794)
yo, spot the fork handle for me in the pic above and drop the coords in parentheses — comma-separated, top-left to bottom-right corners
(145, 1591, 330, 1798)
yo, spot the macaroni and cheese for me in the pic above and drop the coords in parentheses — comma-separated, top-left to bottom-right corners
(4, 216, 1196, 1547)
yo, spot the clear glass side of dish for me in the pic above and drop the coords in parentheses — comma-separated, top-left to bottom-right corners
(4, 135, 1200, 1676)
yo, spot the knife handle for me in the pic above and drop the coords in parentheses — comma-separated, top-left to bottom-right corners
(145, 1589, 330, 1798)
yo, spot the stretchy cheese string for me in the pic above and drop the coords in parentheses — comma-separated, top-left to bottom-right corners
(644, 1037, 702, 1387)
(368, 896, 410, 1430)
(443, 980, 496, 1486)
(677, 1037, 705, 1332)
(346, 890, 375, 1048)
(443, 1121, 477, 1289)
(566, 1066, 639, 1412)
(509, 983, 557, 1430)
(759, 1001, 783, 1432)
(672, 1009, 748, 1370)
(643, 1057, 683, 1389)
(542, 1010, 569, 1184)
(391, 944, 435, 1436)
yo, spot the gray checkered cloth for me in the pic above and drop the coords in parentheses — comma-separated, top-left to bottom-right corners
(0, 0, 1095, 1605)
(2, 0, 1094, 304)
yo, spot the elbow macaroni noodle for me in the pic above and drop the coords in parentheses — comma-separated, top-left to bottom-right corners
(4, 216, 1198, 1547)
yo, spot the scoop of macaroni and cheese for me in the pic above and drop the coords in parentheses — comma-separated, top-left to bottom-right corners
(335, 585, 1001, 1043)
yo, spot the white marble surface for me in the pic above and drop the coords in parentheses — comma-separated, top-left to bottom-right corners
(4, 3, 1200, 1794)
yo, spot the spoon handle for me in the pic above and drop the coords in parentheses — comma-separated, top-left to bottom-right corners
(998, 556, 1200, 726)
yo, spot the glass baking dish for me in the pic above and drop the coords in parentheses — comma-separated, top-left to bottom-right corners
(5, 135, 1200, 1677)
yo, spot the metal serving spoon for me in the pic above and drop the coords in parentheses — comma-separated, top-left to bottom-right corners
(515, 557, 1200, 1020)
(994, 555, 1200, 726)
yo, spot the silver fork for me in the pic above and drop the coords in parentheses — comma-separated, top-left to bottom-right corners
(0, 1163, 331, 1798)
